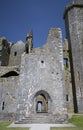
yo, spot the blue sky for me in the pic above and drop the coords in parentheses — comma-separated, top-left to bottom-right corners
(0, 0, 71, 47)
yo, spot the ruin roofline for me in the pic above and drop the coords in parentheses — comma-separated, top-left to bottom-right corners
(63, 1, 83, 19)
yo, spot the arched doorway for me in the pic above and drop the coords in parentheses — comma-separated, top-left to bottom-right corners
(35, 90, 51, 113)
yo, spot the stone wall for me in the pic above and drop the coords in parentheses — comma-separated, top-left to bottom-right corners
(9, 41, 25, 66)
(0, 76, 19, 121)
(63, 39, 74, 112)
(0, 37, 11, 66)
(64, 1, 83, 113)
(16, 28, 67, 123)
(0, 66, 19, 121)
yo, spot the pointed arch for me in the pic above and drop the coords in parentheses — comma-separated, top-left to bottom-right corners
(34, 90, 52, 113)
(34, 90, 51, 100)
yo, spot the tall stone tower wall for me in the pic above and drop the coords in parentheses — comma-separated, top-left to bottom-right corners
(64, 1, 83, 113)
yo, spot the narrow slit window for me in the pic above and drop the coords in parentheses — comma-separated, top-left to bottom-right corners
(77, 71, 80, 80)
(66, 95, 69, 101)
(2, 101, 5, 110)
(14, 51, 17, 56)
(0, 61, 1, 66)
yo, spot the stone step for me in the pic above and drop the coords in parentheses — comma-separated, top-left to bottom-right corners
(15, 115, 57, 124)
(15, 113, 68, 124)
(15, 119, 55, 124)
(25, 115, 51, 119)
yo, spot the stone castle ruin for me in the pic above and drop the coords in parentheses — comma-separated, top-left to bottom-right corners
(0, 0, 83, 124)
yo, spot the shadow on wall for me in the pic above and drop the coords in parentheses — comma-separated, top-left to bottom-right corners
(0, 71, 19, 78)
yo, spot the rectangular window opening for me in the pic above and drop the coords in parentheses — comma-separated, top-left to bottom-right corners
(14, 52, 17, 56)
(64, 58, 68, 68)
(66, 95, 69, 101)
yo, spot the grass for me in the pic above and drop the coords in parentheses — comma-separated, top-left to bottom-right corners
(0, 121, 29, 130)
(51, 114, 83, 130)
(69, 114, 83, 127)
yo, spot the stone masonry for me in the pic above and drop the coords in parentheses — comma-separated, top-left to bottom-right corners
(15, 28, 67, 124)
(0, 28, 68, 123)
(0, 0, 83, 123)
(64, 0, 83, 113)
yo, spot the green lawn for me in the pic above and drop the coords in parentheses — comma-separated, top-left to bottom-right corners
(0, 122, 29, 130)
(69, 114, 83, 127)
(51, 115, 83, 130)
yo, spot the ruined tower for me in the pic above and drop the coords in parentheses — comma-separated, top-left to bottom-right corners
(0, 37, 11, 66)
(64, 0, 83, 113)
(25, 30, 33, 54)
(15, 28, 67, 124)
